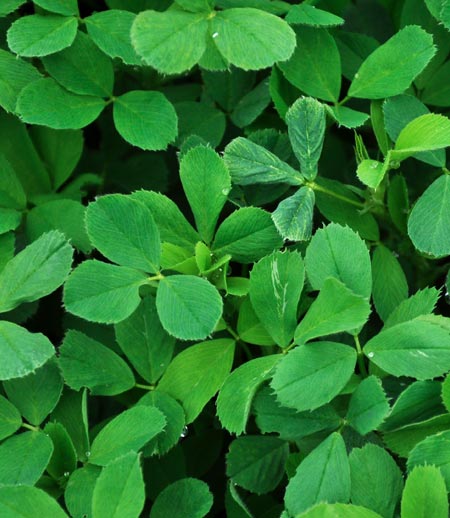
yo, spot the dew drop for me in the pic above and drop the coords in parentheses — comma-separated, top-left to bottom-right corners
(85, 451, 91, 458)
(445, 291, 450, 305)
(354, 73, 360, 79)
(180, 426, 189, 438)
(64, 472, 70, 478)
(222, 187, 230, 196)
(212, 32, 219, 38)
(367, 352, 374, 358)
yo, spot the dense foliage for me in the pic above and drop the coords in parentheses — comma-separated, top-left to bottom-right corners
(1, 0, 450, 516)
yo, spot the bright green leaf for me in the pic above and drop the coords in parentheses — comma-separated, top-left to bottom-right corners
(272, 187, 315, 242)
(0, 395, 21, 441)
(286, 4, 344, 27)
(385, 287, 439, 328)
(65, 465, 101, 518)
(0, 486, 68, 518)
(33, 0, 78, 15)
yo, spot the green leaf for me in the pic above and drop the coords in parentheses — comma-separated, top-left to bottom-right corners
(42, 31, 114, 97)
(305, 223, 372, 298)
(295, 503, 383, 518)
(385, 287, 439, 328)
(63, 260, 147, 324)
(271, 342, 357, 412)
(175, 101, 226, 148)
(392, 113, 450, 161)
(7, 14, 78, 57)
(237, 296, 276, 346)
(175, 0, 213, 12)
(159, 338, 234, 423)
(0, 49, 42, 113)
(0, 230, 73, 313)
(211, 8, 295, 70)
(113, 91, 177, 151)
(249, 251, 304, 347)
(17, 78, 106, 130)
(26, 199, 91, 254)
(131, 10, 208, 74)
(372, 244, 408, 321)
(327, 105, 369, 129)
(213, 207, 283, 263)
(407, 430, 450, 487)
(0, 431, 53, 485)
(279, 27, 341, 102)
(272, 187, 315, 242)
(349, 444, 403, 518)
(0, 0, 25, 16)
(0, 395, 21, 441)
(33, 0, 78, 15)
(0, 321, 55, 380)
(0, 233, 15, 274)
(286, 4, 344, 27)
(156, 275, 223, 340)
(137, 391, 185, 456)
(254, 386, 341, 440)
(364, 315, 450, 379)
(230, 78, 271, 128)
(65, 465, 101, 518)
(346, 376, 389, 435)
(115, 295, 175, 384)
(86, 194, 161, 272)
(131, 190, 199, 250)
(150, 478, 213, 518)
(44, 422, 77, 480)
(3, 358, 63, 426)
(422, 60, 450, 107)
(59, 330, 135, 396)
(348, 25, 436, 99)
(89, 405, 166, 466)
(0, 209, 22, 234)
(216, 355, 280, 435)
(223, 137, 302, 186)
(284, 433, 350, 516)
(0, 486, 68, 518)
(295, 278, 370, 345)
(226, 435, 289, 494)
(401, 465, 448, 518)
(356, 160, 385, 190)
(286, 97, 325, 180)
(85, 9, 142, 65)
(0, 155, 26, 210)
(92, 452, 145, 518)
(180, 146, 230, 244)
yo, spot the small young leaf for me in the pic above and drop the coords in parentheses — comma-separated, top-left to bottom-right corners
(0, 230, 72, 313)
(0, 486, 68, 518)
(249, 250, 305, 347)
(115, 295, 175, 384)
(0, 395, 21, 441)
(348, 25, 436, 99)
(280, 27, 341, 102)
(226, 435, 289, 494)
(85, 9, 142, 65)
(86, 194, 161, 272)
(156, 275, 223, 341)
(92, 452, 145, 518)
(272, 187, 315, 242)
(0, 431, 53, 485)
(213, 207, 283, 263)
(305, 223, 372, 298)
(7, 14, 78, 57)
(42, 31, 114, 97)
(17, 78, 106, 130)
(59, 330, 135, 396)
(44, 422, 77, 480)
(286, 4, 344, 27)
(401, 465, 448, 518)
(349, 444, 403, 518)
(364, 315, 450, 379)
(63, 260, 147, 324)
(223, 137, 302, 186)
(284, 433, 350, 516)
(271, 342, 357, 412)
(346, 376, 389, 435)
(211, 8, 296, 70)
(295, 278, 370, 345)
(131, 10, 208, 74)
(286, 97, 325, 180)
(356, 160, 385, 190)
(0, 321, 55, 380)
(216, 355, 280, 435)
(158, 338, 235, 423)
(180, 146, 231, 244)
(3, 358, 63, 426)
(150, 478, 213, 518)
(113, 91, 177, 151)
(89, 406, 166, 466)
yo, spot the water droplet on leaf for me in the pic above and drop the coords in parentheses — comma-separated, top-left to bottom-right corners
(212, 32, 219, 38)
(180, 426, 189, 438)
(367, 352, 374, 358)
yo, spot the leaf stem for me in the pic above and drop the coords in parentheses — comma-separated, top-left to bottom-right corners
(307, 181, 365, 208)
(148, 272, 164, 282)
(22, 422, 40, 432)
(354, 334, 368, 377)
(135, 383, 155, 390)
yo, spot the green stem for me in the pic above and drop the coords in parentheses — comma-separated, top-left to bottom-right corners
(337, 95, 351, 107)
(22, 422, 40, 432)
(354, 334, 368, 377)
(308, 181, 365, 209)
(225, 323, 253, 360)
(282, 341, 296, 354)
(135, 383, 154, 390)
(148, 272, 164, 282)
